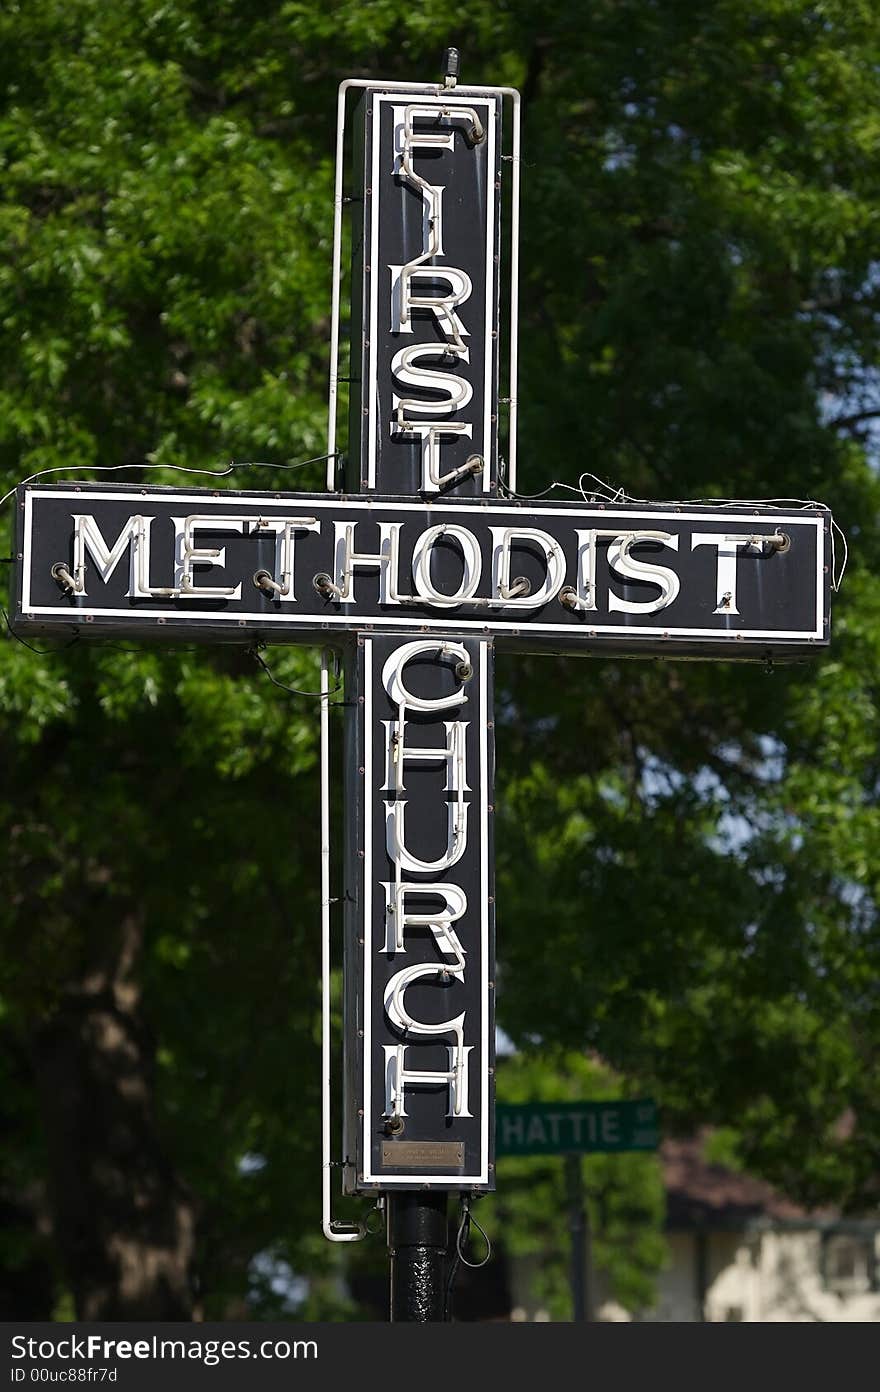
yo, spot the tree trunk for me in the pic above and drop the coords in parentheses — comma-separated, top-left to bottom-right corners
(32, 907, 196, 1320)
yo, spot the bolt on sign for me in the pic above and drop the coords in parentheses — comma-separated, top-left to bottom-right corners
(11, 70, 834, 1216)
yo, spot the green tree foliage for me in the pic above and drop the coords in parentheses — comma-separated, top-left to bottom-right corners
(2, 0, 880, 1318)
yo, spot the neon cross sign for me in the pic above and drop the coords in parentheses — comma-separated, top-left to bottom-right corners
(12, 74, 832, 1225)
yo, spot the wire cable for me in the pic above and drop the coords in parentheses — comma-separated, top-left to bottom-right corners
(1, 604, 80, 655)
(252, 646, 343, 701)
(0, 452, 341, 511)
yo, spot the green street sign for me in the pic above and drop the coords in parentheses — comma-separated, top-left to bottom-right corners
(496, 1099, 660, 1157)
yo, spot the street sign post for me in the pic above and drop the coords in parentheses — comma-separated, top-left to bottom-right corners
(9, 54, 834, 1322)
(496, 1100, 661, 1322)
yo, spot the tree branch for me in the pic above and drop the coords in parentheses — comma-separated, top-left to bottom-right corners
(827, 408, 880, 431)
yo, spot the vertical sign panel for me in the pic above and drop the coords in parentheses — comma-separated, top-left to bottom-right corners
(344, 634, 495, 1191)
(347, 91, 502, 497)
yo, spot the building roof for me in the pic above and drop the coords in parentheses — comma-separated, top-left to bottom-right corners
(662, 1135, 813, 1230)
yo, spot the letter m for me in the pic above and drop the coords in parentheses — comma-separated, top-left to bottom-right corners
(71, 514, 150, 596)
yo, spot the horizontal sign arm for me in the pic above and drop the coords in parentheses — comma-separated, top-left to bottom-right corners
(15, 485, 831, 658)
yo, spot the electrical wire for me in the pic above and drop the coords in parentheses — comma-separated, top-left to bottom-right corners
(444, 1206, 467, 1321)
(1, 604, 80, 655)
(0, 452, 340, 512)
(444, 1199, 492, 1321)
(252, 646, 343, 701)
(500, 470, 847, 591)
(239, 452, 340, 474)
(456, 1202, 491, 1268)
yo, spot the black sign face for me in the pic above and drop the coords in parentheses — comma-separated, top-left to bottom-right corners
(342, 634, 494, 1192)
(346, 91, 502, 498)
(15, 484, 831, 658)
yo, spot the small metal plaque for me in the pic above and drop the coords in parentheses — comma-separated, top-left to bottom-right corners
(381, 1141, 465, 1169)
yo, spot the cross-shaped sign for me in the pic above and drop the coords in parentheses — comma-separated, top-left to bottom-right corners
(10, 63, 832, 1318)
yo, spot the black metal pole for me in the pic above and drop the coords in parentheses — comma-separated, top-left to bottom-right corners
(565, 1153, 589, 1322)
(388, 1193, 450, 1321)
